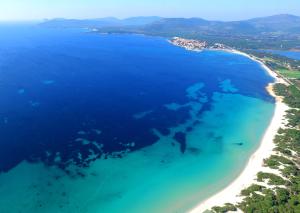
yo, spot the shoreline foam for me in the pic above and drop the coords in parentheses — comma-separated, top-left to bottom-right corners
(188, 50, 290, 213)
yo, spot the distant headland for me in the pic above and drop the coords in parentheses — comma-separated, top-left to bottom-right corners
(40, 14, 300, 51)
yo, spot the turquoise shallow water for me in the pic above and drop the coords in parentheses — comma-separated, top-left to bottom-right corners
(0, 92, 274, 213)
(0, 25, 275, 212)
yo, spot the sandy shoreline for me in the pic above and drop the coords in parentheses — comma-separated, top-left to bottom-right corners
(189, 50, 289, 213)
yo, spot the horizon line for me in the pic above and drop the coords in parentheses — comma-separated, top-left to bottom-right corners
(0, 13, 299, 23)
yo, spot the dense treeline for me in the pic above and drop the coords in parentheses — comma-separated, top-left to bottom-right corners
(274, 84, 300, 108)
(212, 83, 300, 213)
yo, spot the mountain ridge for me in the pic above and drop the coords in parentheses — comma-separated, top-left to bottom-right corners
(40, 14, 300, 50)
(40, 16, 163, 28)
(40, 14, 300, 35)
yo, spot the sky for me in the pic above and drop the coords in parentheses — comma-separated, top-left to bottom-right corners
(0, 0, 299, 21)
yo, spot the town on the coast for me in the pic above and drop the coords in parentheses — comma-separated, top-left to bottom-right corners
(170, 37, 230, 51)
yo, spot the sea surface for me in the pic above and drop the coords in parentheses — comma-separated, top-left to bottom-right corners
(0, 24, 275, 213)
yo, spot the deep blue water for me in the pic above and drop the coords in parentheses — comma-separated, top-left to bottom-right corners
(0, 25, 273, 174)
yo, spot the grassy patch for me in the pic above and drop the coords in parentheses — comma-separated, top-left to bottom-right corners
(278, 68, 300, 79)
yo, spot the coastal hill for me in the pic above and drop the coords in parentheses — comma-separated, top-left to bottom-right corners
(140, 14, 300, 35)
(247, 14, 300, 32)
(39, 16, 162, 28)
(40, 14, 300, 50)
(40, 14, 300, 34)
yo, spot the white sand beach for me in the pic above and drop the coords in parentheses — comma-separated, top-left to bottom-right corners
(189, 50, 290, 213)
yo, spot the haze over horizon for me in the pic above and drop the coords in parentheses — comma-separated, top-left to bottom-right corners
(0, 0, 300, 22)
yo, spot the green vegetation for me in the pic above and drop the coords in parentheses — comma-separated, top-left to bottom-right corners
(211, 84, 300, 212)
(264, 155, 294, 169)
(286, 109, 300, 128)
(264, 157, 281, 169)
(274, 128, 300, 154)
(238, 188, 293, 213)
(241, 184, 266, 196)
(244, 51, 300, 86)
(211, 203, 237, 213)
(257, 172, 287, 185)
(278, 69, 300, 79)
(274, 84, 300, 108)
(281, 165, 300, 177)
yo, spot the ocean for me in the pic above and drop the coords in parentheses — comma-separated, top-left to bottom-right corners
(0, 24, 275, 212)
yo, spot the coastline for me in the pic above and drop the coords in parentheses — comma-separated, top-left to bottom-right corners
(189, 49, 290, 212)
